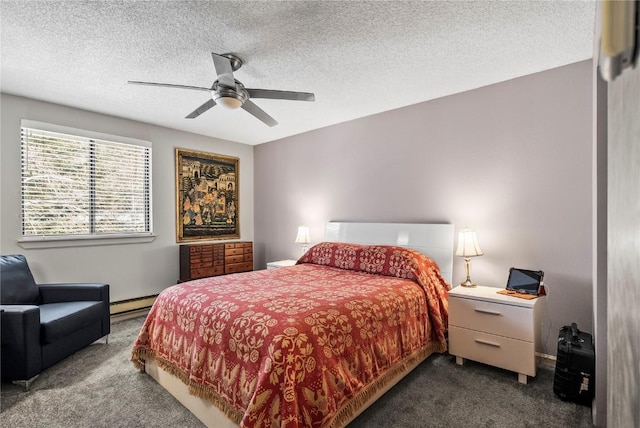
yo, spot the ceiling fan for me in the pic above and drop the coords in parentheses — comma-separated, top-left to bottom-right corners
(128, 52, 315, 127)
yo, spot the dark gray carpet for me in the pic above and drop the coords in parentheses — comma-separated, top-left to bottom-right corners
(1, 316, 592, 427)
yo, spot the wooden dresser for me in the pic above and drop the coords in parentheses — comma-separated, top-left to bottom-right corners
(179, 241, 253, 282)
(224, 242, 254, 274)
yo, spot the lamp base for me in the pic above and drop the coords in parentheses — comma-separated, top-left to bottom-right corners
(460, 279, 477, 287)
(460, 257, 477, 287)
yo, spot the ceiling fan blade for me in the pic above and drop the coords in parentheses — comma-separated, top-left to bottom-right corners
(186, 99, 216, 119)
(246, 88, 315, 102)
(211, 53, 236, 88)
(128, 81, 211, 92)
(241, 100, 278, 127)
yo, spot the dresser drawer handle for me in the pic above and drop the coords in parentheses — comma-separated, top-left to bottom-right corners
(474, 308, 502, 316)
(475, 339, 501, 348)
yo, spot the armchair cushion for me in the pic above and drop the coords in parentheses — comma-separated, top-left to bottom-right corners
(0, 255, 40, 305)
(39, 301, 104, 344)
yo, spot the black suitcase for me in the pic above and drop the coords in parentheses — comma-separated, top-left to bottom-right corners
(553, 323, 595, 406)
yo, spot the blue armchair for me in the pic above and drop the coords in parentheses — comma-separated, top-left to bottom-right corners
(1, 254, 110, 389)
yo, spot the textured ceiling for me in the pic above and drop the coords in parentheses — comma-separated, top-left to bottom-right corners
(1, 1, 595, 145)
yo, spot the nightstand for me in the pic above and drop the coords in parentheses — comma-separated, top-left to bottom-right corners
(448, 285, 543, 384)
(266, 259, 297, 269)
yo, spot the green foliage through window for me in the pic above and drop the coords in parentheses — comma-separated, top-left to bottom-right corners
(21, 122, 152, 237)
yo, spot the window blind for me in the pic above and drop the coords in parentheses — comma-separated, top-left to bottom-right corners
(20, 122, 152, 238)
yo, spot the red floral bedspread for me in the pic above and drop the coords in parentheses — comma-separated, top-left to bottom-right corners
(132, 243, 451, 428)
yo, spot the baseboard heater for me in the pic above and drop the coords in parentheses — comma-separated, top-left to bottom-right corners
(110, 295, 157, 315)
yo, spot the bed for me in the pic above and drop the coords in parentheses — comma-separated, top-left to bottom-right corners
(131, 222, 454, 427)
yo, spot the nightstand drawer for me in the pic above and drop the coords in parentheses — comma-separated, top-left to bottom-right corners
(449, 326, 536, 377)
(449, 296, 534, 342)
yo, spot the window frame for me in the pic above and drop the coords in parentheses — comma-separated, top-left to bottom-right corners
(18, 120, 155, 248)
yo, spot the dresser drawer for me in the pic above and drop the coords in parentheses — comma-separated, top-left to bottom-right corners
(225, 261, 253, 274)
(191, 260, 214, 269)
(190, 266, 224, 279)
(449, 296, 534, 342)
(190, 259, 223, 268)
(449, 326, 536, 377)
(225, 254, 245, 264)
(225, 242, 251, 249)
(225, 248, 244, 256)
(191, 253, 213, 262)
(213, 247, 225, 256)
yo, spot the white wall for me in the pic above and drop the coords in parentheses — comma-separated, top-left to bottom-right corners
(0, 94, 254, 302)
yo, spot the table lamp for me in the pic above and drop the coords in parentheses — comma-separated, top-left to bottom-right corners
(456, 227, 483, 287)
(295, 225, 311, 254)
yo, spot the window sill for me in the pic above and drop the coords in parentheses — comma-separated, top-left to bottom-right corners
(18, 234, 157, 249)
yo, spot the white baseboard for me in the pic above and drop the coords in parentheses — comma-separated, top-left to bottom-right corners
(110, 295, 157, 315)
(110, 295, 156, 323)
(111, 308, 150, 323)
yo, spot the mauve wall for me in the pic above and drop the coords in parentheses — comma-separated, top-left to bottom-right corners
(254, 60, 593, 356)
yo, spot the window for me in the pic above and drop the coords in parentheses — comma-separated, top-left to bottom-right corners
(20, 120, 152, 239)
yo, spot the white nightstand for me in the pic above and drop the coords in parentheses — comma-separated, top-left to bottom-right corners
(266, 259, 297, 269)
(448, 285, 543, 384)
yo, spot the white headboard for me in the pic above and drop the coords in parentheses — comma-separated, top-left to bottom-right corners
(324, 222, 455, 285)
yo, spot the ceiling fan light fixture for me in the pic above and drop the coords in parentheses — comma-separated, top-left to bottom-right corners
(212, 83, 247, 110)
(129, 52, 314, 125)
(216, 95, 243, 110)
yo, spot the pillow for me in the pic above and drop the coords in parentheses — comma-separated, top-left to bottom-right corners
(297, 241, 443, 283)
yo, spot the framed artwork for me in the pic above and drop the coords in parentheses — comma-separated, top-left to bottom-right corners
(175, 148, 239, 242)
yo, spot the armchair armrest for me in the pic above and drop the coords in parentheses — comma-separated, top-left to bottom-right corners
(1, 305, 42, 380)
(0, 304, 40, 321)
(38, 283, 111, 338)
(39, 283, 109, 304)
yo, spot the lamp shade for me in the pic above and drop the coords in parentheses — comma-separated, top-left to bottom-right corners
(294, 225, 311, 244)
(216, 96, 243, 110)
(456, 228, 483, 257)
